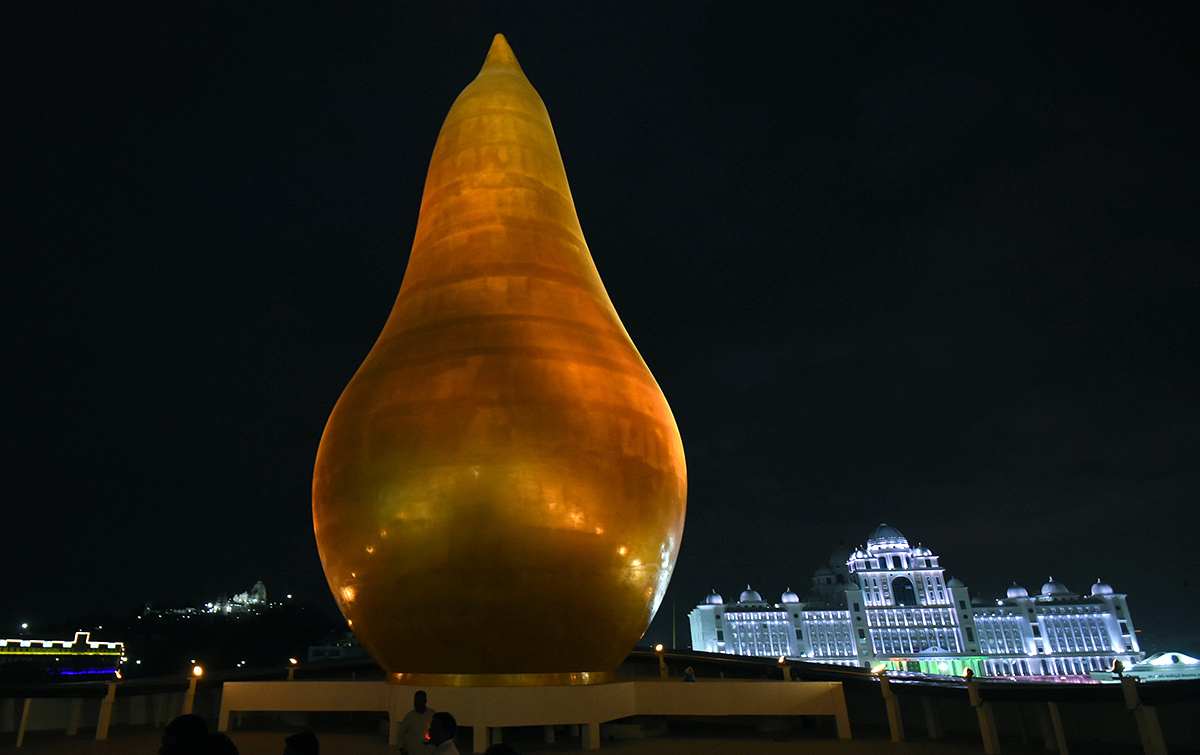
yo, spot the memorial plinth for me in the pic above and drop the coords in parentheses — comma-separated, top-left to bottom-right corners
(218, 678, 853, 751)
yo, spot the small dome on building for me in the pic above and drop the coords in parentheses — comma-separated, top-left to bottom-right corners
(947, 577, 965, 588)
(739, 585, 762, 603)
(1007, 582, 1029, 598)
(828, 546, 853, 568)
(1041, 577, 1070, 596)
(815, 565, 833, 577)
(1091, 580, 1114, 596)
(705, 589, 724, 605)
(781, 588, 800, 604)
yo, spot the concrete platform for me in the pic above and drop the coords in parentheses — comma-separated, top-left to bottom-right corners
(218, 677, 851, 752)
(7, 724, 1093, 755)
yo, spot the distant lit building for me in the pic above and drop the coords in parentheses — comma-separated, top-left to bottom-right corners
(0, 631, 124, 682)
(688, 524, 1142, 678)
(143, 580, 272, 618)
(206, 580, 268, 615)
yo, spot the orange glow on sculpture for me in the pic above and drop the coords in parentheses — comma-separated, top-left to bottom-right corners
(312, 34, 686, 683)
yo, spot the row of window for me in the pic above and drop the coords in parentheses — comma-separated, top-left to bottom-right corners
(858, 574, 950, 607)
(865, 608, 956, 628)
(721, 611, 789, 622)
(975, 615, 1028, 654)
(850, 555, 941, 571)
(870, 627, 962, 655)
(1040, 615, 1113, 653)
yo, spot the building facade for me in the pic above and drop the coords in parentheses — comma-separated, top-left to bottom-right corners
(688, 524, 1142, 678)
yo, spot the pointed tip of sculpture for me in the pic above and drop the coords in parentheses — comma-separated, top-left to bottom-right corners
(480, 33, 522, 75)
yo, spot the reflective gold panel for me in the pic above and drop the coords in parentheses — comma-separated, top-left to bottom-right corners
(312, 34, 687, 680)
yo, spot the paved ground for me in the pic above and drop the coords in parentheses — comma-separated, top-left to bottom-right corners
(6, 721, 1158, 755)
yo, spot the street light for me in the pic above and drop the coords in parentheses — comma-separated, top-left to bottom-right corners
(183, 665, 203, 715)
(653, 644, 667, 678)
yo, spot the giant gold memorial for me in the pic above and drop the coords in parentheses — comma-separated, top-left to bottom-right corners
(312, 35, 687, 684)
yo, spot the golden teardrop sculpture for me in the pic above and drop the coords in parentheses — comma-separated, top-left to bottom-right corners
(313, 34, 686, 684)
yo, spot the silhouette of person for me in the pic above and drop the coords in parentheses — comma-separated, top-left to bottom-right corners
(160, 714, 208, 755)
(284, 730, 319, 755)
(682, 666, 696, 682)
(399, 690, 436, 753)
(428, 711, 459, 755)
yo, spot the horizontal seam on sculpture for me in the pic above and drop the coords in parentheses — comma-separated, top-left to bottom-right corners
(411, 217, 587, 250)
(349, 397, 678, 436)
(417, 169, 574, 198)
(383, 313, 628, 341)
(361, 344, 649, 378)
(415, 187, 576, 222)
(445, 104, 551, 129)
(398, 268, 606, 301)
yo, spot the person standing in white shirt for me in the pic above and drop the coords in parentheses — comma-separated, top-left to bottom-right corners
(397, 690, 435, 754)
(428, 711, 460, 755)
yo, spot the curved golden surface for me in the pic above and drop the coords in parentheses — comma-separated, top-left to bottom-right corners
(312, 34, 686, 679)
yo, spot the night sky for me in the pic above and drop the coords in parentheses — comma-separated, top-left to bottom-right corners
(7, 4, 1197, 656)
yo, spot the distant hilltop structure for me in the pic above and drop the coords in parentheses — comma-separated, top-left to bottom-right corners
(207, 580, 268, 615)
(142, 580, 276, 617)
(689, 524, 1141, 679)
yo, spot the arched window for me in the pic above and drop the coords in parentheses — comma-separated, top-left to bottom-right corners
(892, 576, 918, 606)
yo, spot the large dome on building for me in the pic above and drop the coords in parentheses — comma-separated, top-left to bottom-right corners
(1041, 578, 1070, 596)
(781, 588, 800, 604)
(739, 585, 762, 603)
(867, 523, 910, 552)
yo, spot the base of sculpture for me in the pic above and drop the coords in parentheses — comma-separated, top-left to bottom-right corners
(388, 671, 615, 687)
(219, 677, 852, 751)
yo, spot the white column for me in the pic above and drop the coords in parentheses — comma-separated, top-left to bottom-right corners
(922, 697, 943, 739)
(16, 698, 32, 749)
(582, 722, 601, 750)
(1047, 701, 1069, 755)
(96, 683, 116, 741)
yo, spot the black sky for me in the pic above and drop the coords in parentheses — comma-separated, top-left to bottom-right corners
(5, 4, 1198, 655)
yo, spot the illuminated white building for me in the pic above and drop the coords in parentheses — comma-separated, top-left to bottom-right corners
(142, 580, 271, 618)
(207, 580, 268, 614)
(688, 524, 1142, 677)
